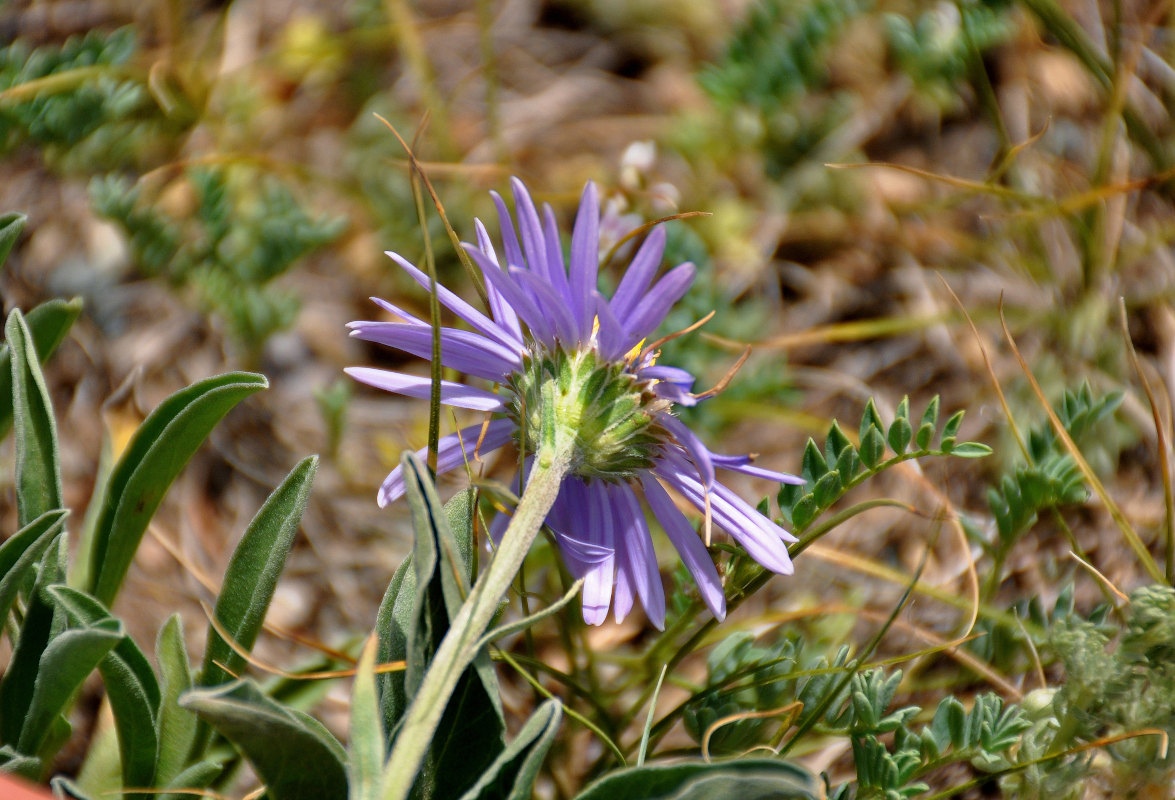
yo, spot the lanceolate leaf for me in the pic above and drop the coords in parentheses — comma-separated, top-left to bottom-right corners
(572, 758, 820, 800)
(87, 372, 268, 607)
(47, 586, 162, 789)
(155, 615, 198, 788)
(0, 213, 26, 269)
(6, 309, 64, 527)
(180, 679, 348, 800)
(0, 537, 66, 747)
(200, 455, 318, 689)
(0, 297, 83, 441)
(17, 623, 121, 760)
(378, 461, 505, 799)
(456, 700, 562, 800)
(349, 638, 384, 800)
(0, 510, 68, 627)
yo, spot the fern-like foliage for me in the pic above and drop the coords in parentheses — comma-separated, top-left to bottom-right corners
(91, 167, 345, 354)
(779, 396, 991, 534)
(984, 382, 1123, 555)
(695, 0, 871, 179)
(0, 28, 183, 170)
(885, 0, 1017, 110)
(828, 668, 1031, 799)
(683, 634, 854, 754)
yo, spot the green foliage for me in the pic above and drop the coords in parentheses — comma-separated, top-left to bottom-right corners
(375, 464, 506, 799)
(181, 679, 349, 800)
(573, 758, 819, 800)
(998, 584, 1175, 797)
(84, 371, 269, 606)
(885, 1, 1017, 109)
(693, 0, 870, 179)
(983, 383, 1123, 578)
(827, 668, 1031, 799)
(90, 167, 345, 354)
(0, 29, 180, 171)
(778, 396, 990, 533)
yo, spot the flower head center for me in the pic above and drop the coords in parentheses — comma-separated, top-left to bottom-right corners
(507, 348, 668, 481)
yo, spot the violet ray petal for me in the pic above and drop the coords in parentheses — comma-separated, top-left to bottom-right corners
(657, 415, 715, 488)
(650, 381, 698, 407)
(376, 418, 516, 506)
(473, 219, 522, 340)
(370, 296, 428, 325)
(616, 483, 666, 629)
(491, 191, 526, 270)
(582, 482, 615, 625)
(347, 322, 519, 381)
(610, 225, 667, 319)
(653, 456, 795, 575)
(511, 176, 551, 282)
(344, 367, 506, 412)
(611, 538, 635, 625)
(710, 453, 805, 485)
(640, 474, 726, 620)
(465, 245, 557, 346)
(542, 204, 575, 313)
(385, 251, 522, 349)
(511, 267, 580, 345)
(638, 365, 696, 389)
(593, 291, 634, 362)
(569, 181, 600, 340)
(659, 447, 797, 543)
(625, 262, 697, 344)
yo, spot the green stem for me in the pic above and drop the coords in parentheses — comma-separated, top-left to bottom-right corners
(381, 434, 576, 800)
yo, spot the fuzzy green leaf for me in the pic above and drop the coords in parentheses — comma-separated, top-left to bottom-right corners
(349, 638, 384, 800)
(824, 422, 853, 465)
(0, 213, 26, 269)
(457, 699, 562, 800)
(47, 586, 161, 789)
(811, 470, 842, 509)
(0, 510, 68, 628)
(0, 298, 83, 441)
(86, 372, 268, 607)
(180, 679, 347, 800)
(6, 309, 64, 527)
(158, 760, 224, 800)
(18, 624, 121, 759)
(200, 455, 318, 689)
(155, 615, 197, 788)
(380, 459, 505, 800)
(0, 744, 42, 780)
(572, 758, 820, 800)
(0, 537, 65, 746)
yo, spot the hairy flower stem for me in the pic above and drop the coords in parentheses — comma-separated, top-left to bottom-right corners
(382, 430, 577, 800)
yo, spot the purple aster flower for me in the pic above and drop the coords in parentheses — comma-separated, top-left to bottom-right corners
(347, 178, 803, 630)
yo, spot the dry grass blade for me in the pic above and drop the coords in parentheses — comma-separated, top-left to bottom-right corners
(1119, 297, 1175, 583)
(702, 313, 954, 352)
(203, 604, 405, 679)
(601, 211, 711, 268)
(701, 703, 802, 763)
(998, 303, 1164, 583)
(826, 161, 1037, 202)
(1068, 551, 1130, 604)
(938, 276, 1029, 460)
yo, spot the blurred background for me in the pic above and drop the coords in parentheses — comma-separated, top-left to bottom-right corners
(1, 0, 1174, 787)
